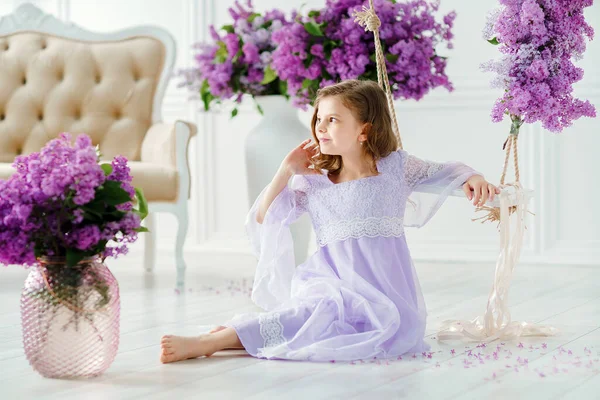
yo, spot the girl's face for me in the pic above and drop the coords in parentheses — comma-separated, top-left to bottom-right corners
(315, 96, 366, 156)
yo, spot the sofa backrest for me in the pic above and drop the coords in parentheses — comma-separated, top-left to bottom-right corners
(0, 4, 175, 162)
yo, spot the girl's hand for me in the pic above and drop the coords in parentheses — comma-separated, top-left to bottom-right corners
(462, 175, 500, 207)
(281, 139, 321, 176)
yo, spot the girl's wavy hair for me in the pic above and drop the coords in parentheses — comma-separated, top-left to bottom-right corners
(310, 79, 399, 175)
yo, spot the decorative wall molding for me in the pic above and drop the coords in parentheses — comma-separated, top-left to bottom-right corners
(193, 0, 218, 244)
(4, 1, 597, 267)
(55, 0, 69, 21)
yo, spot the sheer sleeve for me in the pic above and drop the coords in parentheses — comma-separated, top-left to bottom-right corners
(245, 174, 309, 310)
(398, 150, 482, 228)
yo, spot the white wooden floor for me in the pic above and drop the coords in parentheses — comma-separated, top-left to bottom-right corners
(1, 255, 598, 400)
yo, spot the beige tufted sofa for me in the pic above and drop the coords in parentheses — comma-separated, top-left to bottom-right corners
(0, 4, 197, 287)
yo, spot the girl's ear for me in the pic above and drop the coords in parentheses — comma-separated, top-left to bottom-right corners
(359, 122, 371, 142)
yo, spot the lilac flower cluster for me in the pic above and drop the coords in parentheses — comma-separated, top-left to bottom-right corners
(0, 133, 147, 267)
(108, 155, 135, 212)
(271, 0, 456, 109)
(177, 0, 290, 116)
(481, 0, 596, 132)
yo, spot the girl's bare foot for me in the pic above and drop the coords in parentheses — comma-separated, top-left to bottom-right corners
(160, 334, 216, 363)
(160, 328, 245, 363)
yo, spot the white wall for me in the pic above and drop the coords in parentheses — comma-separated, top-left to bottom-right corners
(2, 0, 599, 266)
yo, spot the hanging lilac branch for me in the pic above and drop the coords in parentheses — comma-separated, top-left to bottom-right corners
(481, 0, 596, 133)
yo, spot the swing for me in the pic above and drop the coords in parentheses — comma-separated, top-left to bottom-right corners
(352, 0, 556, 342)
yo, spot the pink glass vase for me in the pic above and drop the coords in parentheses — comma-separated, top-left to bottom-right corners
(20, 256, 120, 378)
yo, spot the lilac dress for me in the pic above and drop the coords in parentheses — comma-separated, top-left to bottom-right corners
(223, 149, 479, 361)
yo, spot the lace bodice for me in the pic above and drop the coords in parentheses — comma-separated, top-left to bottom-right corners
(291, 150, 446, 247)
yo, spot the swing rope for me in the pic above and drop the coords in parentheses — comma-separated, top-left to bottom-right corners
(353, 2, 555, 342)
(472, 133, 523, 224)
(352, 0, 403, 150)
(501, 134, 520, 185)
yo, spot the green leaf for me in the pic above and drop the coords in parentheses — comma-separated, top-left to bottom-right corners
(360, 69, 377, 81)
(200, 80, 214, 111)
(66, 248, 86, 267)
(100, 180, 132, 206)
(134, 226, 150, 233)
(134, 188, 148, 221)
(83, 198, 104, 213)
(200, 80, 215, 111)
(82, 207, 103, 222)
(81, 202, 104, 223)
(100, 163, 113, 176)
(34, 247, 43, 259)
(203, 92, 215, 111)
(369, 53, 376, 63)
(231, 72, 242, 92)
(231, 108, 238, 118)
(247, 13, 260, 23)
(304, 22, 324, 37)
(488, 37, 500, 45)
(385, 53, 399, 63)
(255, 99, 264, 115)
(278, 80, 288, 97)
(232, 48, 243, 63)
(200, 79, 209, 96)
(65, 192, 75, 207)
(302, 78, 314, 89)
(261, 65, 277, 85)
(308, 10, 321, 18)
(221, 24, 234, 34)
(323, 40, 337, 49)
(106, 210, 127, 219)
(303, 54, 314, 69)
(200, 79, 209, 93)
(93, 240, 108, 255)
(322, 40, 338, 60)
(215, 41, 228, 63)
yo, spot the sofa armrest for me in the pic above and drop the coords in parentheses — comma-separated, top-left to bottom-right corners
(141, 120, 197, 200)
(141, 120, 197, 166)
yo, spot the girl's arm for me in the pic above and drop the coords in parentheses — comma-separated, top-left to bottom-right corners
(256, 139, 319, 224)
(397, 150, 488, 227)
(255, 166, 293, 224)
(245, 139, 318, 310)
(401, 152, 499, 207)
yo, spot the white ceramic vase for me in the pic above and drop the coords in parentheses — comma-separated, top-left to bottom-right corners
(245, 95, 312, 266)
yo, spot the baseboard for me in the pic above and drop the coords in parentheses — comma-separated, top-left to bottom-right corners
(128, 240, 600, 268)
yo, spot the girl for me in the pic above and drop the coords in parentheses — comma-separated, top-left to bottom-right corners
(160, 79, 499, 363)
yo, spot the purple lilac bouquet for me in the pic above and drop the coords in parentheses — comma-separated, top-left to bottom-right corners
(481, 0, 596, 133)
(0, 133, 148, 268)
(271, 0, 456, 109)
(178, 1, 290, 117)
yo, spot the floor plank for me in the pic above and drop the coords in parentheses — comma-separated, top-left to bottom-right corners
(1, 259, 599, 399)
